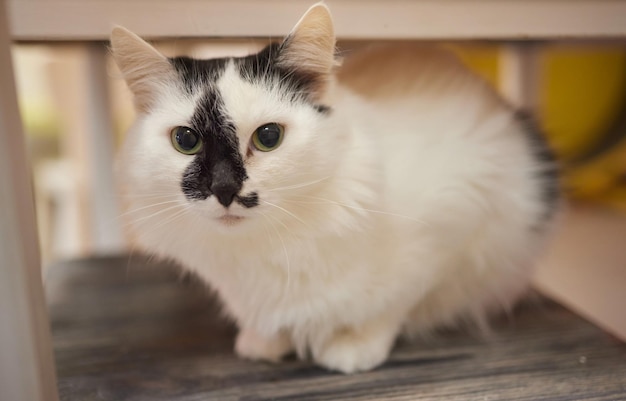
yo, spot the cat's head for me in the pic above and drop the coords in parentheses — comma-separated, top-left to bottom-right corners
(112, 4, 358, 239)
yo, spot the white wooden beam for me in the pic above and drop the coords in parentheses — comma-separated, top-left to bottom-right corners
(84, 44, 125, 254)
(0, 0, 59, 398)
(7, 0, 626, 42)
(48, 45, 125, 256)
(498, 43, 542, 112)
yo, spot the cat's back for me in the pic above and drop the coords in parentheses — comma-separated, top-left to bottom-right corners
(333, 43, 550, 231)
(333, 42, 514, 163)
(336, 43, 498, 106)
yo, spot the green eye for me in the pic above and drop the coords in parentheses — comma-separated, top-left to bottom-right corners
(251, 123, 284, 152)
(171, 126, 203, 155)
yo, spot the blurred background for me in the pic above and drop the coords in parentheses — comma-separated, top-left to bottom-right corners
(11, 40, 626, 266)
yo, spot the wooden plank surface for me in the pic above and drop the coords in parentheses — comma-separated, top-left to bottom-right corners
(46, 255, 626, 401)
(8, 0, 626, 41)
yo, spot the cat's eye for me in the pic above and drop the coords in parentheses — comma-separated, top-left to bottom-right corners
(251, 123, 284, 152)
(171, 126, 203, 155)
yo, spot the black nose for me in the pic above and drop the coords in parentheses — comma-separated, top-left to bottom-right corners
(211, 181, 239, 207)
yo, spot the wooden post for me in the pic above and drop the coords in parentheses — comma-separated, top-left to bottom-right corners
(83, 43, 125, 254)
(0, 0, 59, 399)
(49, 44, 125, 256)
(498, 43, 541, 113)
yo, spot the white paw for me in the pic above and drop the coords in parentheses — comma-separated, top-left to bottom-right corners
(313, 329, 393, 374)
(235, 329, 293, 363)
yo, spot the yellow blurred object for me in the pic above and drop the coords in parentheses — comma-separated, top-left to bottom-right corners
(456, 44, 626, 210)
(451, 44, 500, 89)
(543, 48, 626, 209)
(566, 138, 626, 210)
(542, 48, 626, 162)
(19, 98, 61, 139)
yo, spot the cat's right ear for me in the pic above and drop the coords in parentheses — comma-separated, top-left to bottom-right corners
(110, 27, 174, 112)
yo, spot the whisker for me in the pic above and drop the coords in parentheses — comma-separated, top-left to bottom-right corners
(257, 210, 277, 248)
(258, 210, 291, 297)
(118, 199, 182, 218)
(266, 176, 331, 192)
(285, 195, 429, 226)
(122, 203, 187, 228)
(125, 241, 138, 282)
(149, 205, 194, 232)
(118, 193, 182, 199)
(260, 199, 310, 228)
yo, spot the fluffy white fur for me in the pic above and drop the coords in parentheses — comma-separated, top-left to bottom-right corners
(112, 4, 558, 373)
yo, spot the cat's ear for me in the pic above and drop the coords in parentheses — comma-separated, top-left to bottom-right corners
(277, 3, 336, 79)
(110, 26, 175, 112)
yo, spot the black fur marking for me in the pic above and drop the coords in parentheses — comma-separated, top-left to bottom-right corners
(181, 88, 249, 206)
(237, 42, 327, 111)
(314, 104, 332, 114)
(169, 56, 228, 94)
(516, 111, 561, 222)
(237, 192, 259, 208)
(171, 55, 248, 205)
(171, 41, 331, 207)
(181, 158, 210, 200)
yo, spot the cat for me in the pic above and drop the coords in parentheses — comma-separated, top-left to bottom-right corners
(110, 2, 560, 373)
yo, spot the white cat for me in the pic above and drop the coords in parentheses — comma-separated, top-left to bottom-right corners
(111, 3, 559, 373)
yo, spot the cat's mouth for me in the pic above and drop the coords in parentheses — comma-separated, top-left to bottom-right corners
(216, 214, 246, 226)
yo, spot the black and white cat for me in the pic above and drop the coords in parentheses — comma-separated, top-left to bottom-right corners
(111, 3, 559, 373)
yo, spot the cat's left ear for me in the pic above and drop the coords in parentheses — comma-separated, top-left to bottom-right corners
(277, 3, 336, 85)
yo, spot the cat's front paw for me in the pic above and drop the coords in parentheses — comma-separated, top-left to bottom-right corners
(235, 329, 293, 363)
(312, 325, 396, 374)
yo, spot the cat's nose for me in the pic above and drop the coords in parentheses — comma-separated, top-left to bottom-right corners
(211, 181, 239, 207)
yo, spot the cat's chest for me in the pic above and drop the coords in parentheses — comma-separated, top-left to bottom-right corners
(189, 235, 341, 286)
(183, 233, 383, 323)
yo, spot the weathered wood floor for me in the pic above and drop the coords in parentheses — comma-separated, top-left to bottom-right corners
(46, 255, 626, 401)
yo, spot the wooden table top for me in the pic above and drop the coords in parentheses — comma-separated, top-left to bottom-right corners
(9, 0, 626, 41)
(46, 255, 626, 401)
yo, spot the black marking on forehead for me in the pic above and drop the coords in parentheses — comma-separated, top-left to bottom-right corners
(237, 42, 331, 112)
(171, 44, 331, 113)
(516, 111, 561, 224)
(169, 56, 228, 93)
